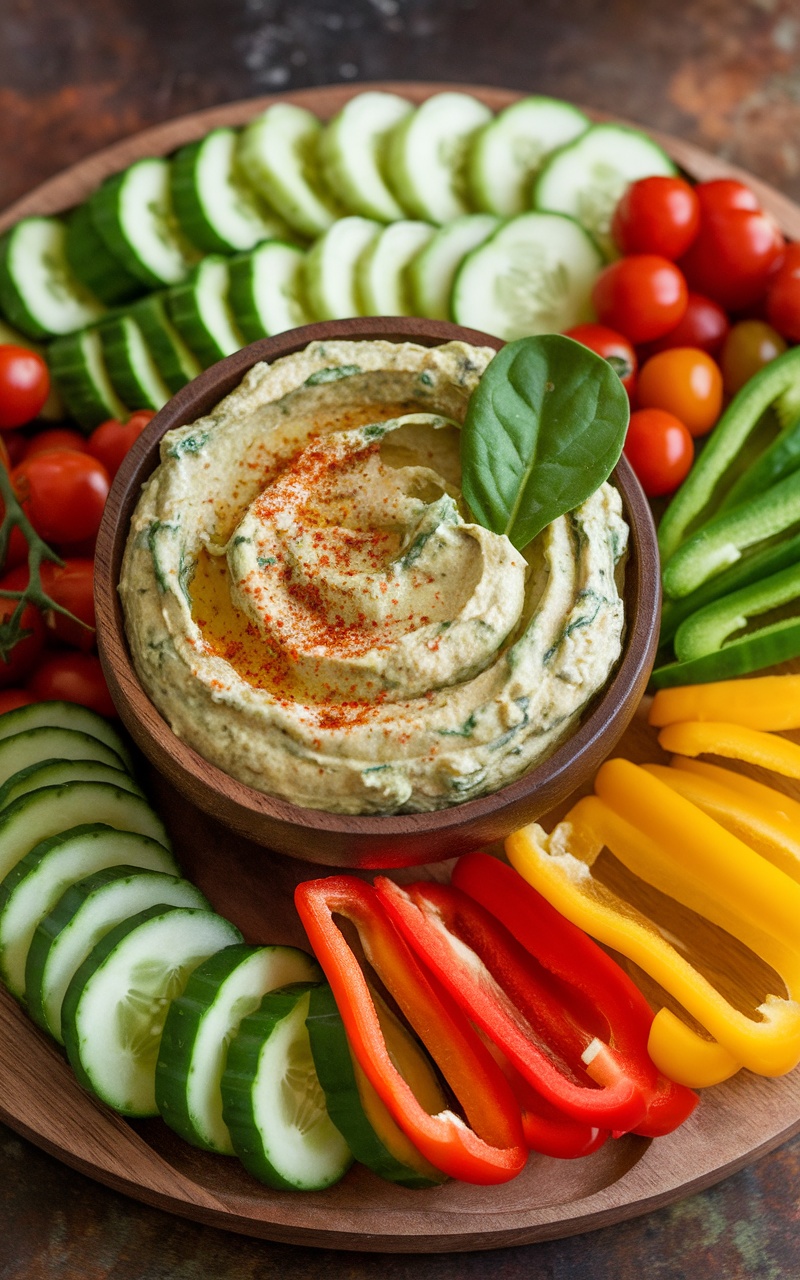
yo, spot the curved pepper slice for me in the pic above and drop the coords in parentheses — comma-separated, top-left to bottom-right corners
(294, 875, 527, 1185)
(673, 756, 800, 827)
(657, 719, 800, 780)
(375, 860, 696, 1136)
(491, 1049, 609, 1159)
(506, 760, 800, 1086)
(650, 674, 800, 731)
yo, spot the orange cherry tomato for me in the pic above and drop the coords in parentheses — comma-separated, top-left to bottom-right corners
(720, 320, 788, 395)
(623, 408, 694, 498)
(636, 347, 723, 438)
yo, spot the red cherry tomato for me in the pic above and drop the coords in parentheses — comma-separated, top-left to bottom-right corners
(13, 450, 110, 546)
(41, 558, 96, 652)
(87, 410, 155, 481)
(679, 208, 785, 311)
(720, 319, 788, 395)
(591, 255, 688, 345)
(27, 652, 116, 718)
(562, 324, 638, 398)
(766, 244, 800, 341)
(0, 566, 46, 686)
(636, 348, 723, 438)
(644, 292, 730, 357)
(0, 346, 51, 429)
(611, 176, 700, 261)
(694, 179, 761, 216)
(623, 407, 694, 498)
(23, 428, 88, 459)
(0, 688, 35, 713)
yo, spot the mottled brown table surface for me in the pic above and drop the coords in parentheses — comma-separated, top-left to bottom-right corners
(2, 1, 800, 1276)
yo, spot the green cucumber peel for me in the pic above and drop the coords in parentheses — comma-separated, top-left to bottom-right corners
(460, 333, 628, 551)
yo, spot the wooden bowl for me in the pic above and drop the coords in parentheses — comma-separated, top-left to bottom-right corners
(95, 316, 660, 868)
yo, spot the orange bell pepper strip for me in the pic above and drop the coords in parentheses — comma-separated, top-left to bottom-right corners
(294, 875, 527, 1185)
(657, 719, 800, 781)
(649, 674, 800, 732)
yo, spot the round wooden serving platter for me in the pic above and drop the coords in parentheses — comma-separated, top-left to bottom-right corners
(1, 82, 799, 1253)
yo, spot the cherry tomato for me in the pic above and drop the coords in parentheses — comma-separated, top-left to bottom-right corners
(0, 566, 46, 687)
(13, 450, 110, 546)
(2, 431, 27, 468)
(720, 320, 788, 395)
(87, 410, 155, 481)
(694, 179, 761, 216)
(766, 245, 800, 341)
(23, 428, 88, 459)
(636, 347, 723, 438)
(0, 346, 50, 429)
(41, 558, 96, 652)
(772, 241, 800, 281)
(644, 292, 730, 357)
(592, 255, 688, 345)
(624, 408, 694, 498)
(562, 323, 637, 398)
(611, 176, 699, 260)
(679, 208, 785, 311)
(27, 651, 116, 718)
(0, 688, 35, 713)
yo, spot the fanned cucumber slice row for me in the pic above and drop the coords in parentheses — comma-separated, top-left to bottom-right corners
(0, 320, 64, 420)
(319, 91, 413, 223)
(99, 315, 172, 412)
(62, 905, 241, 1116)
(469, 97, 590, 216)
(0, 702, 135, 772)
(386, 92, 492, 225)
(64, 203, 143, 306)
(0, 781, 174, 884)
(0, 216, 106, 339)
(0, 758, 140, 811)
(237, 104, 340, 239)
(408, 213, 500, 321)
(0, 824, 180, 999)
(156, 943, 321, 1154)
(533, 122, 677, 256)
(89, 158, 199, 288)
(222, 982, 353, 1190)
(228, 241, 312, 340)
(357, 220, 435, 317)
(0, 726, 127, 789)
(452, 212, 603, 340)
(127, 293, 202, 394)
(48, 327, 130, 432)
(171, 127, 292, 254)
(304, 216, 382, 321)
(26, 865, 208, 1042)
(167, 255, 245, 366)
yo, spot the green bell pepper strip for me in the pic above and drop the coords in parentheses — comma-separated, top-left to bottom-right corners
(651, 619, 800, 690)
(658, 345, 800, 564)
(718, 414, 800, 514)
(675, 560, 800, 661)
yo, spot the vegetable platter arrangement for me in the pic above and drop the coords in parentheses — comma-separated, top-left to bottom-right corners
(2, 83, 800, 1250)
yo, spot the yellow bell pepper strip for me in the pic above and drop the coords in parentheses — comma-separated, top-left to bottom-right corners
(507, 760, 800, 1083)
(642, 762, 800, 885)
(657, 719, 800, 781)
(294, 875, 527, 1186)
(672, 756, 800, 827)
(649, 675, 800, 732)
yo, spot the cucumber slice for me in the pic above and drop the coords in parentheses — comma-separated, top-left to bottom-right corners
(222, 982, 352, 1190)
(385, 92, 492, 225)
(304, 216, 382, 321)
(0, 758, 140, 811)
(126, 293, 202, 394)
(156, 943, 320, 1154)
(62, 905, 241, 1116)
(0, 701, 134, 771)
(357, 220, 435, 316)
(26, 864, 208, 1042)
(452, 211, 603, 339)
(0, 781, 173, 885)
(319, 91, 412, 223)
(469, 97, 589, 216)
(237, 104, 340, 239)
(48, 327, 130, 432)
(307, 982, 446, 1188)
(99, 315, 172, 412)
(64, 203, 143, 306)
(228, 241, 312, 340)
(0, 320, 64, 420)
(0, 217, 105, 339)
(408, 213, 500, 321)
(533, 122, 677, 256)
(166, 255, 245, 366)
(89, 158, 199, 288)
(0, 824, 180, 999)
(171, 127, 292, 254)
(0, 726, 127, 788)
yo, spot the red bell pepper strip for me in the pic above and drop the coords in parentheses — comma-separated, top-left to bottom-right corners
(375, 854, 697, 1137)
(490, 1046, 609, 1159)
(294, 875, 527, 1185)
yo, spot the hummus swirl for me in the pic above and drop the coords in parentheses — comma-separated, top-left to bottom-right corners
(121, 340, 628, 814)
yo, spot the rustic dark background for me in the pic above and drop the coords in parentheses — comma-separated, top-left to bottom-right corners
(2, 0, 800, 1276)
